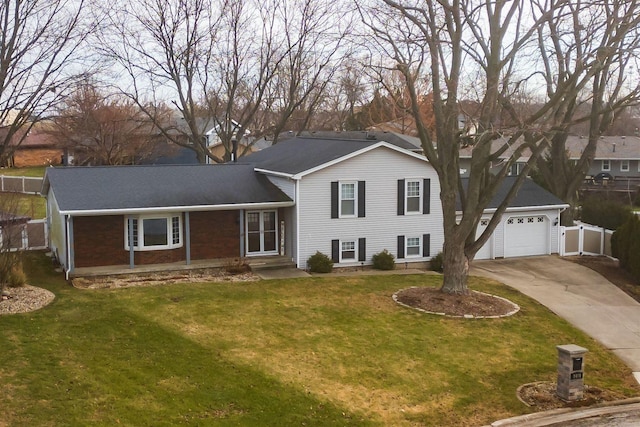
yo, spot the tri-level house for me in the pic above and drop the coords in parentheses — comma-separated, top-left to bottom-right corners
(42, 132, 567, 278)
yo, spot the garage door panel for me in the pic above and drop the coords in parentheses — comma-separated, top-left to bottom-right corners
(505, 215, 548, 257)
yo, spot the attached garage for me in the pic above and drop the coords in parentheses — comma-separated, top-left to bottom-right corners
(466, 178, 568, 260)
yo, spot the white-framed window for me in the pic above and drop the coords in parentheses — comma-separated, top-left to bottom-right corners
(125, 214, 183, 251)
(621, 160, 629, 172)
(508, 162, 524, 176)
(405, 179, 422, 214)
(406, 236, 421, 257)
(341, 240, 356, 261)
(602, 160, 610, 171)
(340, 182, 356, 217)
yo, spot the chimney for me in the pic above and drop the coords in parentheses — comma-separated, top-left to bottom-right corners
(613, 142, 616, 152)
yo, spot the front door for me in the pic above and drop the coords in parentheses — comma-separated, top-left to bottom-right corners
(246, 210, 278, 255)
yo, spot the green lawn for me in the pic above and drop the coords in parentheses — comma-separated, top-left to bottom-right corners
(0, 192, 46, 218)
(0, 166, 47, 177)
(1, 253, 637, 426)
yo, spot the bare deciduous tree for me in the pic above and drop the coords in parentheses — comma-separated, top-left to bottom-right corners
(0, 0, 93, 165)
(48, 83, 161, 165)
(533, 0, 640, 224)
(361, 0, 639, 293)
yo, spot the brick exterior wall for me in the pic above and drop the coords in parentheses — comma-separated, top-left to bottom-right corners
(189, 211, 240, 259)
(13, 149, 63, 167)
(72, 211, 241, 268)
(73, 216, 129, 267)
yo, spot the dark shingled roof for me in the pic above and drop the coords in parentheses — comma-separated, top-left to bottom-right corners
(459, 177, 567, 210)
(44, 164, 292, 213)
(242, 133, 421, 175)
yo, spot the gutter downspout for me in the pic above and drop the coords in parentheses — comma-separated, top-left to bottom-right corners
(295, 178, 300, 268)
(128, 216, 135, 269)
(65, 215, 73, 280)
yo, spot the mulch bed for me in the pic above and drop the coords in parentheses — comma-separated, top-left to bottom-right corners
(517, 381, 625, 411)
(394, 286, 518, 317)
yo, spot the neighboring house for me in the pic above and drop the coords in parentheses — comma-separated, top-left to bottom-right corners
(10, 129, 63, 167)
(42, 133, 568, 277)
(564, 135, 640, 180)
(0, 121, 63, 168)
(458, 135, 640, 182)
(458, 136, 531, 177)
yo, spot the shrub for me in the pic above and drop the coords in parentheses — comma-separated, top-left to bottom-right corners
(0, 254, 27, 289)
(223, 258, 250, 274)
(580, 196, 634, 230)
(611, 215, 640, 282)
(430, 251, 444, 272)
(307, 251, 333, 273)
(371, 249, 395, 270)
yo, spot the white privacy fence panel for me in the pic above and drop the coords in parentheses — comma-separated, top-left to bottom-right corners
(560, 223, 613, 257)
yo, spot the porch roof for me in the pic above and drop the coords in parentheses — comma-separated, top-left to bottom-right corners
(43, 164, 293, 215)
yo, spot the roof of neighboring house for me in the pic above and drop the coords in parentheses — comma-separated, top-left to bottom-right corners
(242, 132, 424, 176)
(458, 177, 568, 211)
(43, 164, 292, 214)
(565, 135, 640, 160)
(16, 130, 58, 149)
(457, 134, 640, 162)
(457, 136, 532, 161)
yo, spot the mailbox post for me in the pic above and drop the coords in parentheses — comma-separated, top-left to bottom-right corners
(556, 344, 588, 401)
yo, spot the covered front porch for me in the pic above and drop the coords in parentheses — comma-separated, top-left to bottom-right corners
(69, 255, 296, 279)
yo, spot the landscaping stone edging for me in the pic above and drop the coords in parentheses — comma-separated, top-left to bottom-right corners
(392, 286, 520, 318)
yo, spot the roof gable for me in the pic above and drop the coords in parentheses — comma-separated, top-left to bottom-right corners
(242, 134, 427, 177)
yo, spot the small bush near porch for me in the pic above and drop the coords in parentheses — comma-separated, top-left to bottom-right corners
(0, 252, 637, 426)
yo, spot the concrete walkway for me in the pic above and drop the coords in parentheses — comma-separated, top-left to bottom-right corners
(471, 256, 640, 384)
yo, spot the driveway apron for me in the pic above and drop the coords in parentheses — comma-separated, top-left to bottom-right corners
(471, 256, 640, 384)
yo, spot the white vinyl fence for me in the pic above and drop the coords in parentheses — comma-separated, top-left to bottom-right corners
(560, 223, 614, 257)
(0, 176, 43, 194)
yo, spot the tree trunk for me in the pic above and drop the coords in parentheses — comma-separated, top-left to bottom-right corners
(440, 237, 470, 295)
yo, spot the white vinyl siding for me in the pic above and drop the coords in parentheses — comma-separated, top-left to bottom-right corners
(296, 146, 442, 268)
(264, 175, 296, 200)
(46, 190, 67, 269)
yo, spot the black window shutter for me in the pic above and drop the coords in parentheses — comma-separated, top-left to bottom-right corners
(397, 179, 405, 215)
(423, 179, 430, 214)
(358, 238, 366, 262)
(331, 239, 340, 263)
(422, 234, 430, 257)
(331, 182, 338, 218)
(358, 181, 366, 218)
(397, 235, 405, 259)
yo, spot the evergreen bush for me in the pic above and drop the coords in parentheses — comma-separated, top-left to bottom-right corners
(307, 251, 333, 273)
(430, 251, 444, 272)
(371, 249, 395, 270)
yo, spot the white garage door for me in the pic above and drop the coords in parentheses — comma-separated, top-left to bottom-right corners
(475, 219, 492, 260)
(504, 215, 548, 257)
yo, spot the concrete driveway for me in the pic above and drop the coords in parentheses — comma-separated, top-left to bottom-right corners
(471, 256, 640, 383)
